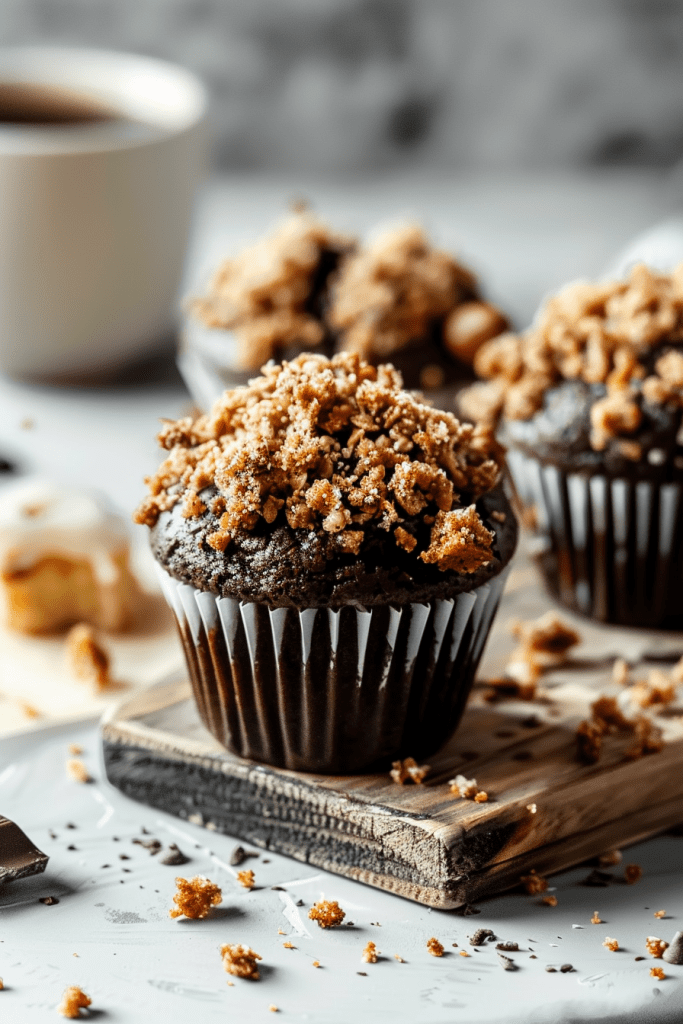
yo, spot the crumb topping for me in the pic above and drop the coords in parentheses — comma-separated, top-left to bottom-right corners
(426, 937, 444, 957)
(329, 224, 499, 362)
(651, 966, 666, 979)
(308, 900, 346, 928)
(464, 263, 683, 445)
(58, 986, 91, 1019)
(169, 876, 222, 919)
(390, 757, 430, 785)
(361, 941, 379, 963)
(220, 943, 262, 980)
(603, 937, 619, 952)
(192, 209, 352, 370)
(236, 869, 255, 889)
(135, 353, 501, 574)
(66, 624, 110, 692)
(646, 936, 669, 958)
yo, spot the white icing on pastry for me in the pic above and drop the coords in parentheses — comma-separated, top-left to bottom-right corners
(0, 478, 129, 585)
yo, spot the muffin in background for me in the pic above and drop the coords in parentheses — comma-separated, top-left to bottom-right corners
(136, 352, 517, 773)
(183, 207, 354, 396)
(329, 223, 508, 402)
(460, 262, 683, 628)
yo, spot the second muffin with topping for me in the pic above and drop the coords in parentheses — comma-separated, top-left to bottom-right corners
(137, 352, 516, 772)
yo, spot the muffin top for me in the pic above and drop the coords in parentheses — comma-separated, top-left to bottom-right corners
(459, 263, 683, 474)
(136, 353, 516, 606)
(192, 209, 353, 371)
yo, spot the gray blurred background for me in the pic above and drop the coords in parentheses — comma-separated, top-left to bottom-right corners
(4, 0, 683, 173)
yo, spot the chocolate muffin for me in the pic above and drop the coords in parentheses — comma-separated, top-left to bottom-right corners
(328, 223, 508, 405)
(181, 207, 355, 404)
(460, 263, 683, 628)
(136, 353, 517, 773)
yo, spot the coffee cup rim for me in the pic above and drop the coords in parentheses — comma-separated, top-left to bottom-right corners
(0, 46, 208, 154)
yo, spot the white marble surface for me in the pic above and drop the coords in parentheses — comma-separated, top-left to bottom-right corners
(1, 171, 683, 1023)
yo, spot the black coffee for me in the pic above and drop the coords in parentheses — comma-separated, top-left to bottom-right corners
(0, 82, 117, 126)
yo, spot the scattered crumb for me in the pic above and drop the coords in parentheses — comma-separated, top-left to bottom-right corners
(651, 967, 666, 980)
(654, 910, 667, 919)
(20, 417, 34, 430)
(541, 896, 558, 907)
(57, 986, 91, 1018)
(520, 870, 548, 895)
(646, 937, 669, 959)
(269, 1005, 279, 1012)
(603, 938, 619, 952)
(625, 864, 643, 885)
(390, 757, 430, 785)
(394, 954, 405, 963)
(560, 964, 574, 973)
(39, 896, 59, 905)
(591, 912, 602, 925)
(612, 658, 630, 685)
(67, 743, 83, 755)
(498, 953, 517, 971)
(278, 929, 285, 935)
(630, 669, 677, 709)
(459, 950, 470, 957)
(66, 624, 110, 691)
(65, 759, 92, 784)
(448, 774, 487, 802)
(474, 791, 489, 803)
(230, 845, 247, 866)
(427, 937, 444, 957)
(596, 850, 622, 867)
(361, 942, 379, 964)
(546, 966, 557, 973)
(470, 928, 495, 946)
(169, 876, 222, 919)
(482, 676, 538, 702)
(20, 702, 41, 719)
(308, 900, 346, 928)
(0, 977, 3, 990)
(312, 961, 321, 968)
(576, 720, 603, 765)
(283, 942, 295, 949)
(496, 941, 519, 952)
(237, 870, 255, 889)
(526, 803, 537, 814)
(220, 944, 262, 980)
(159, 843, 189, 866)
(624, 716, 665, 760)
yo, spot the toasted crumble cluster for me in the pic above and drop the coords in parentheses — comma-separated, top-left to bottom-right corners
(461, 263, 683, 447)
(65, 758, 92, 784)
(576, 694, 664, 765)
(629, 664, 681, 709)
(520, 870, 548, 895)
(169, 876, 222, 919)
(500, 612, 581, 693)
(192, 209, 352, 370)
(590, 912, 602, 924)
(603, 937, 619, 952)
(58, 986, 92, 1019)
(361, 941, 379, 963)
(308, 900, 346, 928)
(426, 937, 445, 957)
(646, 937, 669, 958)
(220, 943, 262, 980)
(135, 353, 502, 573)
(654, 910, 667, 919)
(329, 223, 506, 365)
(448, 774, 488, 802)
(390, 757, 430, 785)
(651, 966, 666, 979)
(66, 623, 110, 692)
(236, 869, 255, 889)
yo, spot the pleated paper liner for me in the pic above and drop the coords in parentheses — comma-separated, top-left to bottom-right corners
(507, 448, 683, 628)
(155, 566, 509, 774)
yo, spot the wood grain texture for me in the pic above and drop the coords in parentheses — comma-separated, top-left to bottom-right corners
(101, 544, 683, 908)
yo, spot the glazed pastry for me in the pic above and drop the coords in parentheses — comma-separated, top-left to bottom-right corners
(136, 352, 517, 773)
(460, 263, 683, 627)
(0, 478, 139, 633)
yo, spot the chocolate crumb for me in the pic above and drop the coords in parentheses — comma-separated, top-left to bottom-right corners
(119, 854, 130, 861)
(496, 941, 519, 952)
(66, 845, 77, 851)
(560, 964, 574, 973)
(545, 966, 557, 973)
(635, 956, 646, 961)
(160, 844, 189, 866)
(230, 845, 247, 866)
(470, 928, 495, 946)
(38, 896, 59, 905)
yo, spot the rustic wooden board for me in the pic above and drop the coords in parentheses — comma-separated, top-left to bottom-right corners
(100, 543, 683, 910)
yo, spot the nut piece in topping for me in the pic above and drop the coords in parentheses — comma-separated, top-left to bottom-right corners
(65, 758, 92, 784)
(58, 986, 92, 1018)
(520, 870, 548, 895)
(390, 757, 430, 785)
(624, 864, 643, 885)
(220, 943, 262, 980)
(361, 941, 379, 963)
(603, 937, 619, 952)
(646, 937, 669, 959)
(169, 876, 222, 919)
(66, 623, 110, 692)
(236, 869, 255, 889)
(308, 900, 346, 928)
(651, 966, 666, 980)
(426, 937, 444, 957)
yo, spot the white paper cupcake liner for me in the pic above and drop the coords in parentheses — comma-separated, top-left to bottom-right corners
(155, 564, 509, 773)
(507, 449, 683, 628)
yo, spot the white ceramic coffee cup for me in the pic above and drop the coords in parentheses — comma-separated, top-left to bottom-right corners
(0, 46, 208, 380)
